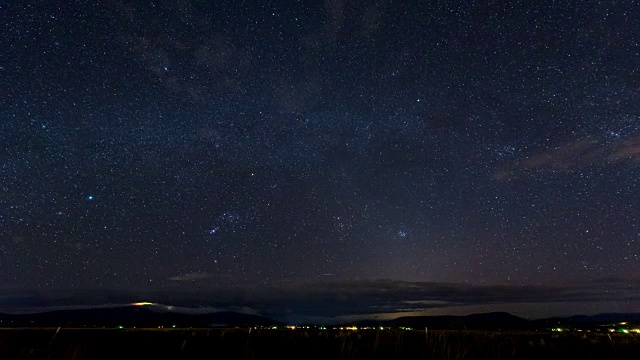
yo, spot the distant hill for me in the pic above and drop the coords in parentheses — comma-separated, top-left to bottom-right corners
(566, 313, 640, 323)
(0, 306, 280, 328)
(1, 308, 638, 330)
(532, 313, 640, 328)
(350, 312, 640, 330)
(352, 312, 531, 330)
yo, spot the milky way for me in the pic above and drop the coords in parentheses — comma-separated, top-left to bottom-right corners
(2, 0, 639, 317)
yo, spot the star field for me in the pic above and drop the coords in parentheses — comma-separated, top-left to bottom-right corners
(2, 0, 639, 311)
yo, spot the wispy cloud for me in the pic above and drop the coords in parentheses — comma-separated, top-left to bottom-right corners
(168, 272, 211, 282)
(609, 136, 640, 163)
(495, 133, 640, 180)
(2, 278, 638, 321)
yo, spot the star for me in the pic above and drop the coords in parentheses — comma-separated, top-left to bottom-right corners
(5, 0, 640, 320)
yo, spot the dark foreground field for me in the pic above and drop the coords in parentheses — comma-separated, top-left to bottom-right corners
(1, 328, 639, 360)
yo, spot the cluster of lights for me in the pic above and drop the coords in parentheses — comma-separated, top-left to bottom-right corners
(338, 326, 358, 331)
(284, 325, 314, 330)
(111, 323, 639, 333)
(553, 323, 640, 334)
(271, 325, 416, 331)
(610, 321, 640, 334)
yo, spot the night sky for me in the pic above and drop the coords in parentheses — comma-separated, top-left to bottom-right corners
(2, 0, 639, 319)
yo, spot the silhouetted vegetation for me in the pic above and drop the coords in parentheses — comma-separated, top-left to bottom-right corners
(1, 328, 639, 360)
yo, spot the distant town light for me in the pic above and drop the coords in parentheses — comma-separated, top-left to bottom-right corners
(132, 302, 155, 306)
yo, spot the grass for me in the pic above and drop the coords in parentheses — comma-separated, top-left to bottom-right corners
(0, 327, 638, 359)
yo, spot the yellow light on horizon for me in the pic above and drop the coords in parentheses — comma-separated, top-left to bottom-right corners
(132, 302, 155, 306)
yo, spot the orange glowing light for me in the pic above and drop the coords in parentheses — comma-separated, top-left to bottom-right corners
(132, 302, 154, 306)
